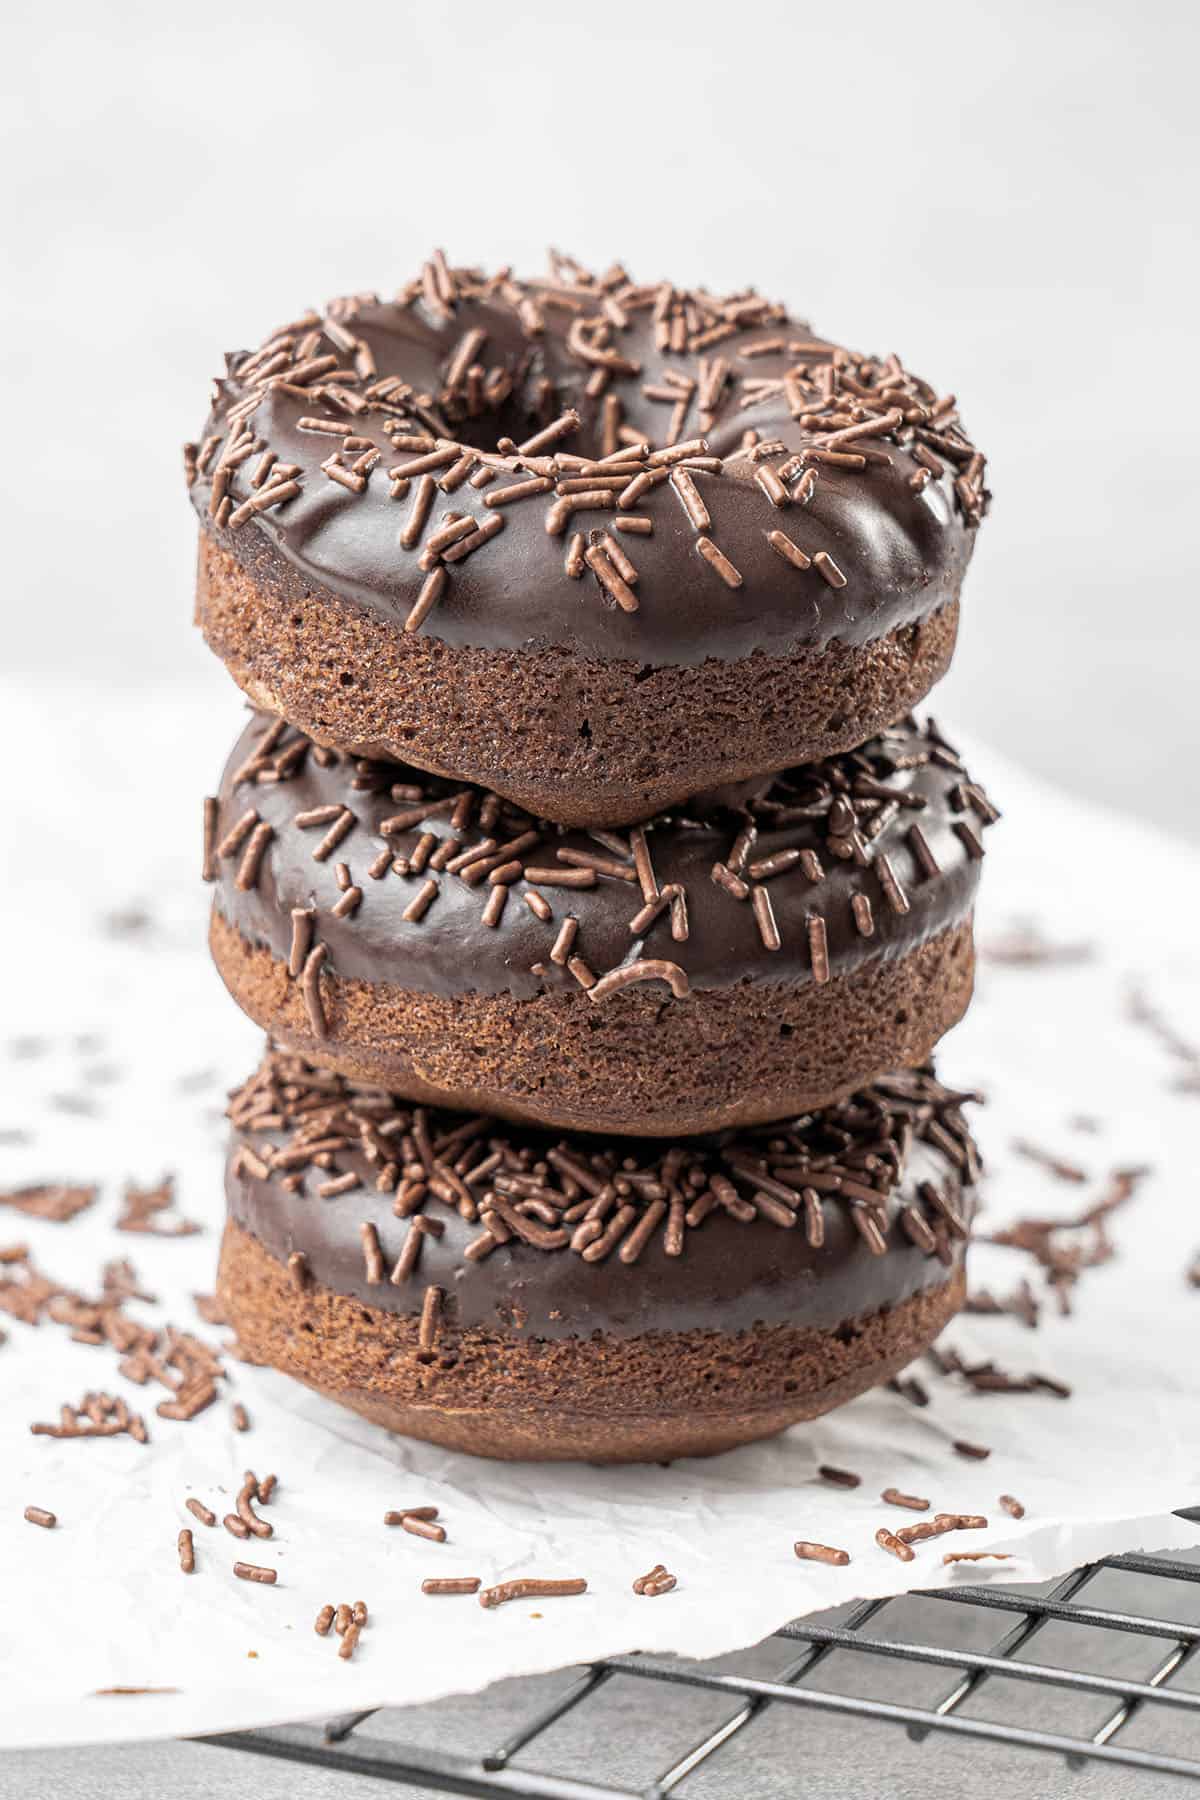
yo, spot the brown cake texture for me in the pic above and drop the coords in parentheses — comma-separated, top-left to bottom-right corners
(196, 534, 961, 828)
(205, 712, 995, 1135)
(217, 1050, 978, 1463)
(186, 255, 988, 827)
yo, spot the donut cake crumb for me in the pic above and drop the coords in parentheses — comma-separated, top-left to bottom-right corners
(197, 533, 961, 828)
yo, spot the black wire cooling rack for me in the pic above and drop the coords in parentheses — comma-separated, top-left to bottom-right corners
(206, 1515, 1200, 1796)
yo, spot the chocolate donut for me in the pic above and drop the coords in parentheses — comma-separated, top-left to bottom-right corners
(219, 1049, 979, 1463)
(187, 253, 988, 828)
(205, 711, 996, 1136)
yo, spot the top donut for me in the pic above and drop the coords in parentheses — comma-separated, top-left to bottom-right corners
(187, 252, 989, 827)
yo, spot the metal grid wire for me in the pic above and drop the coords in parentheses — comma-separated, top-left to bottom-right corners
(207, 1515, 1200, 1796)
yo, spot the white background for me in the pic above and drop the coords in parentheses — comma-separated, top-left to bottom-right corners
(3, 0, 1197, 832)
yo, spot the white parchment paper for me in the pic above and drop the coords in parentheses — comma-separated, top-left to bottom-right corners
(0, 679, 1197, 1750)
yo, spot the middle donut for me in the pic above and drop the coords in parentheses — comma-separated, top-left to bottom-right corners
(206, 711, 997, 1136)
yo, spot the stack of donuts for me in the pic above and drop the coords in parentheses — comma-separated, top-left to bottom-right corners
(189, 253, 995, 1462)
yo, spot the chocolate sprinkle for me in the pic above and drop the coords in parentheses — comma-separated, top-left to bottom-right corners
(881, 1487, 930, 1512)
(794, 1541, 851, 1566)
(226, 1051, 979, 1279)
(211, 713, 993, 1017)
(233, 1561, 277, 1585)
(953, 1439, 992, 1461)
(479, 1578, 586, 1609)
(818, 1464, 861, 1489)
(1, 1185, 97, 1223)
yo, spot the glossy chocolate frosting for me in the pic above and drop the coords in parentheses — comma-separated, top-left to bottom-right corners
(225, 1051, 977, 1339)
(210, 712, 997, 1002)
(186, 256, 987, 668)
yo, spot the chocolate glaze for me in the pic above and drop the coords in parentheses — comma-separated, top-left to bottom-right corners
(224, 1054, 977, 1340)
(212, 713, 995, 1001)
(187, 261, 985, 668)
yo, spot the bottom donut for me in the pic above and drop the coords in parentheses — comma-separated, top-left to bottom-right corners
(219, 1048, 980, 1463)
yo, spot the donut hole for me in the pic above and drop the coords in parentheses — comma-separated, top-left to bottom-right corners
(445, 378, 606, 462)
